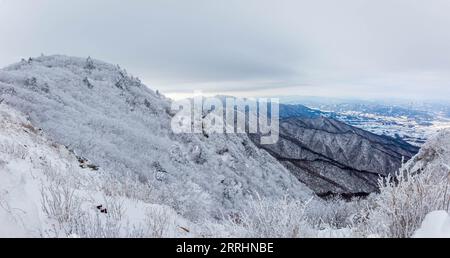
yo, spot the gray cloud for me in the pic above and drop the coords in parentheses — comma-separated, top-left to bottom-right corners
(1, 0, 450, 100)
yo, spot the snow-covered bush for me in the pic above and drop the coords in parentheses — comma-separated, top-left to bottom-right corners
(100, 171, 154, 202)
(218, 195, 317, 238)
(130, 207, 176, 238)
(369, 171, 448, 238)
(305, 197, 368, 229)
(40, 182, 126, 238)
(41, 182, 83, 236)
(356, 130, 450, 238)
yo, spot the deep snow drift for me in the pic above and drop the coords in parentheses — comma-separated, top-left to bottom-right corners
(414, 211, 450, 238)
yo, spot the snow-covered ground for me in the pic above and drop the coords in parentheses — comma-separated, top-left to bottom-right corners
(0, 103, 197, 237)
(414, 211, 450, 238)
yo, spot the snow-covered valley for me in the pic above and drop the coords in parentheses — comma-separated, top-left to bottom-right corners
(282, 97, 450, 147)
(332, 111, 450, 147)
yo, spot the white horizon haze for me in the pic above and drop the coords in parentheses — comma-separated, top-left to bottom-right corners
(1, 0, 450, 101)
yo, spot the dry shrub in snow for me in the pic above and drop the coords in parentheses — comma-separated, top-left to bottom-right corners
(131, 207, 175, 238)
(305, 197, 368, 229)
(40, 173, 181, 238)
(220, 195, 316, 238)
(362, 168, 450, 238)
(357, 131, 450, 238)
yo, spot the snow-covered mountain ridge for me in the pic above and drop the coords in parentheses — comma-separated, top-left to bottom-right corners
(250, 115, 419, 196)
(0, 55, 311, 222)
(402, 127, 450, 181)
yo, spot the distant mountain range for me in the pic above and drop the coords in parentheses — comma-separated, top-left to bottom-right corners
(279, 97, 450, 146)
(174, 97, 422, 197)
(250, 103, 419, 197)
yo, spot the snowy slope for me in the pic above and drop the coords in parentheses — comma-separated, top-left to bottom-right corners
(0, 55, 312, 221)
(0, 103, 200, 237)
(251, 115, 418, 196)
(414, 211, 450, 238)
(402, 128, 450, 179)
(359, 128, 450, 238)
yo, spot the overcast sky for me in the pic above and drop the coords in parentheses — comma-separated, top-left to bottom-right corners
(1, 0, 450, 100)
